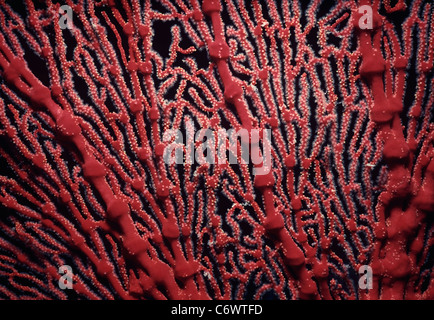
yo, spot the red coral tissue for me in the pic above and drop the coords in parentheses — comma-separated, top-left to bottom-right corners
(0, 0, 433, 300)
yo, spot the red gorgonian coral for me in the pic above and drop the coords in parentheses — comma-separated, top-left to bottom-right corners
(0, 0, 432, 300)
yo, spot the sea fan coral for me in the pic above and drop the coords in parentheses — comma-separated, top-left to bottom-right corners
(0, 0, 432, 300)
